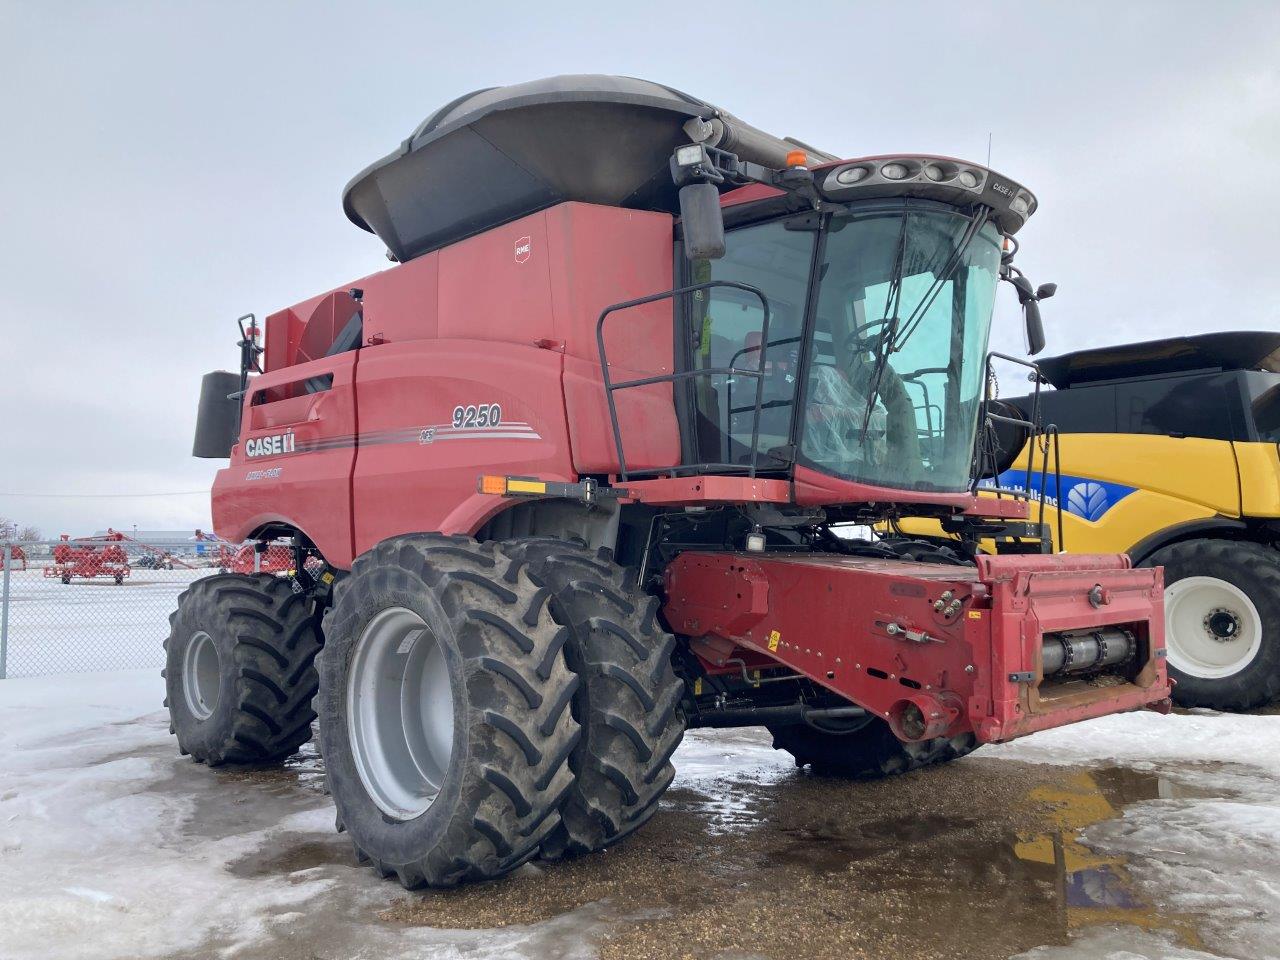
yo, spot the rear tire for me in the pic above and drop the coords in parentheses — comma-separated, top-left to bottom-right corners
(1141, 539, 1280, 710)
(317, 534, 580, 888)
(768, 717, 977, 778)
(498, 538, 686, 859)
(165, 573, 321, 765)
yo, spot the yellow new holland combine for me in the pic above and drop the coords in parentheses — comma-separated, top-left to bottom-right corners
(980, 332, 1280, 710)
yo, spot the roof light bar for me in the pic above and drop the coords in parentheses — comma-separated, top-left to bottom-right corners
(820, 156, 1038, 234)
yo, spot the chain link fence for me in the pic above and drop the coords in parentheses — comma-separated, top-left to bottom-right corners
(0, 538, 273, 679)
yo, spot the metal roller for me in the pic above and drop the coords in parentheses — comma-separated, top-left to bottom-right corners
(1041, 626, 1137, 676)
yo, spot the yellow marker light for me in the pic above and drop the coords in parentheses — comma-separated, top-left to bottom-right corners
(479, 475, 508, 496)
(505, 478, 548, 495)
(785, 149, 807, 168)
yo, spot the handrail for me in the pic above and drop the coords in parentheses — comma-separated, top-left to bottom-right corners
(973, 350, 1064, 550)
(596, 280, 772, 481)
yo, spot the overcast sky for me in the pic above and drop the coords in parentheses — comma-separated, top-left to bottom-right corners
(2, 1, 1278, 537)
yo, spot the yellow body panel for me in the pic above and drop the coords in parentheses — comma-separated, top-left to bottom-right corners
(898, 434, 1280, 555)
(1234, 441, 1280, 518)
(1037, 434, 1240, 517)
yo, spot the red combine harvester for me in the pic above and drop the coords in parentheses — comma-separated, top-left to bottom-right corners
(45, 533, 130, 584)
(173, 76, 1170, 889)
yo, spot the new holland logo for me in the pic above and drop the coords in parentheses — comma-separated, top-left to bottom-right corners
(245, 430, 297, 458)
(1066, 481, 1109, 522)
(514, 236, 532, 263)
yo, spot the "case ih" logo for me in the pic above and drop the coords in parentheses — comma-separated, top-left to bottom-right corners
(514, 236, 532, 263)
(245, 431, 296, 458)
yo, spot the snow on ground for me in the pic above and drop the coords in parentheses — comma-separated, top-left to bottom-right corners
(2, 569, 213, 677)
(2, 667, 1279, 960)
(0, 670, 606, 960)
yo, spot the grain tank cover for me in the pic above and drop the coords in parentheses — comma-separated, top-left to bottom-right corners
(342, 74, 832, 262)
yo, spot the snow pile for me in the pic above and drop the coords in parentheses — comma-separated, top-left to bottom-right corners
(985, 709, 1280, 775)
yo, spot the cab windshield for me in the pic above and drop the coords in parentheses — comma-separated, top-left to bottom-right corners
(687, 199, 1003, 493)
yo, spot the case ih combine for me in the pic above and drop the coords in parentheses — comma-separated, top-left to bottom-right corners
(173, 76, 1170, 888)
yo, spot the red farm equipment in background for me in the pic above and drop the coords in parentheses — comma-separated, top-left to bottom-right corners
(44, 534, 131, 585)
(40, 529, 197, 584)
(216, 542, 294, 574)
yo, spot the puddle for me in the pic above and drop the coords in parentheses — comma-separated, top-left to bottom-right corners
(376, 753, 1226, 960)
(228, 834, 359, 878)
(217, 739, 327, 795)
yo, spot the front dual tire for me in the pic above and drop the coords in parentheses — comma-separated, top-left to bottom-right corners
(317, 534, 688, 888)
(316, 535, 582, 888)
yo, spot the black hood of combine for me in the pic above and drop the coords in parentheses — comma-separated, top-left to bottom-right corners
(342, 74, 830, 263)
(1036, 331, 1280, 389)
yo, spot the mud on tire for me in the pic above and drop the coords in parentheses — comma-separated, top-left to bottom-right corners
(768, 717, 977, 778)
(499, 538, 686, 859)
(317, 534, 580, 888)
(164, 573, 321, 765)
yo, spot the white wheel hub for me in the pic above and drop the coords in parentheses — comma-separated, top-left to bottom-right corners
(1164, 576, 1263, 680)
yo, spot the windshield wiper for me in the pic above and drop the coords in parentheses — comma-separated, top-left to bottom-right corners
(857, 207, 990, 445)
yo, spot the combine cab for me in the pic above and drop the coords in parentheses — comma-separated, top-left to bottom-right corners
(171, 75, 1170, 889)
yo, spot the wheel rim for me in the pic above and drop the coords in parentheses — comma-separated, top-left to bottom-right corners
(346, 607, 454, 820)
(183, 630, 221, 720)
(1164, 575, 1263, 680)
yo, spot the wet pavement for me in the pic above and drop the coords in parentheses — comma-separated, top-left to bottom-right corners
(157, 728, 1246, 960)
(4, 667, 1268, 960)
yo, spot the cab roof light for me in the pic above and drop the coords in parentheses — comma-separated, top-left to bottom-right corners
(818, 155, 1037, 235)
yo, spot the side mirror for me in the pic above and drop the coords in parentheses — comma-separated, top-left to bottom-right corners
(193, 370, 243, 458)
(1005, 272, 1051, 356)
(679, 183, 726, 260)
(1023, 299, 1046, 356)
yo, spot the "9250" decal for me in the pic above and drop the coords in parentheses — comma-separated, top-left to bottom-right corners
(452, 403, 502, 429)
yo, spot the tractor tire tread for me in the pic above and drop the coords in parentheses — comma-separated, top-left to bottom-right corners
(318, 533, 579, 888)
(1141, 539, 1280, 710)
(165, 573, 321, 765)
(498, 537, 686, 860)
(769, 719, 978, 780)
